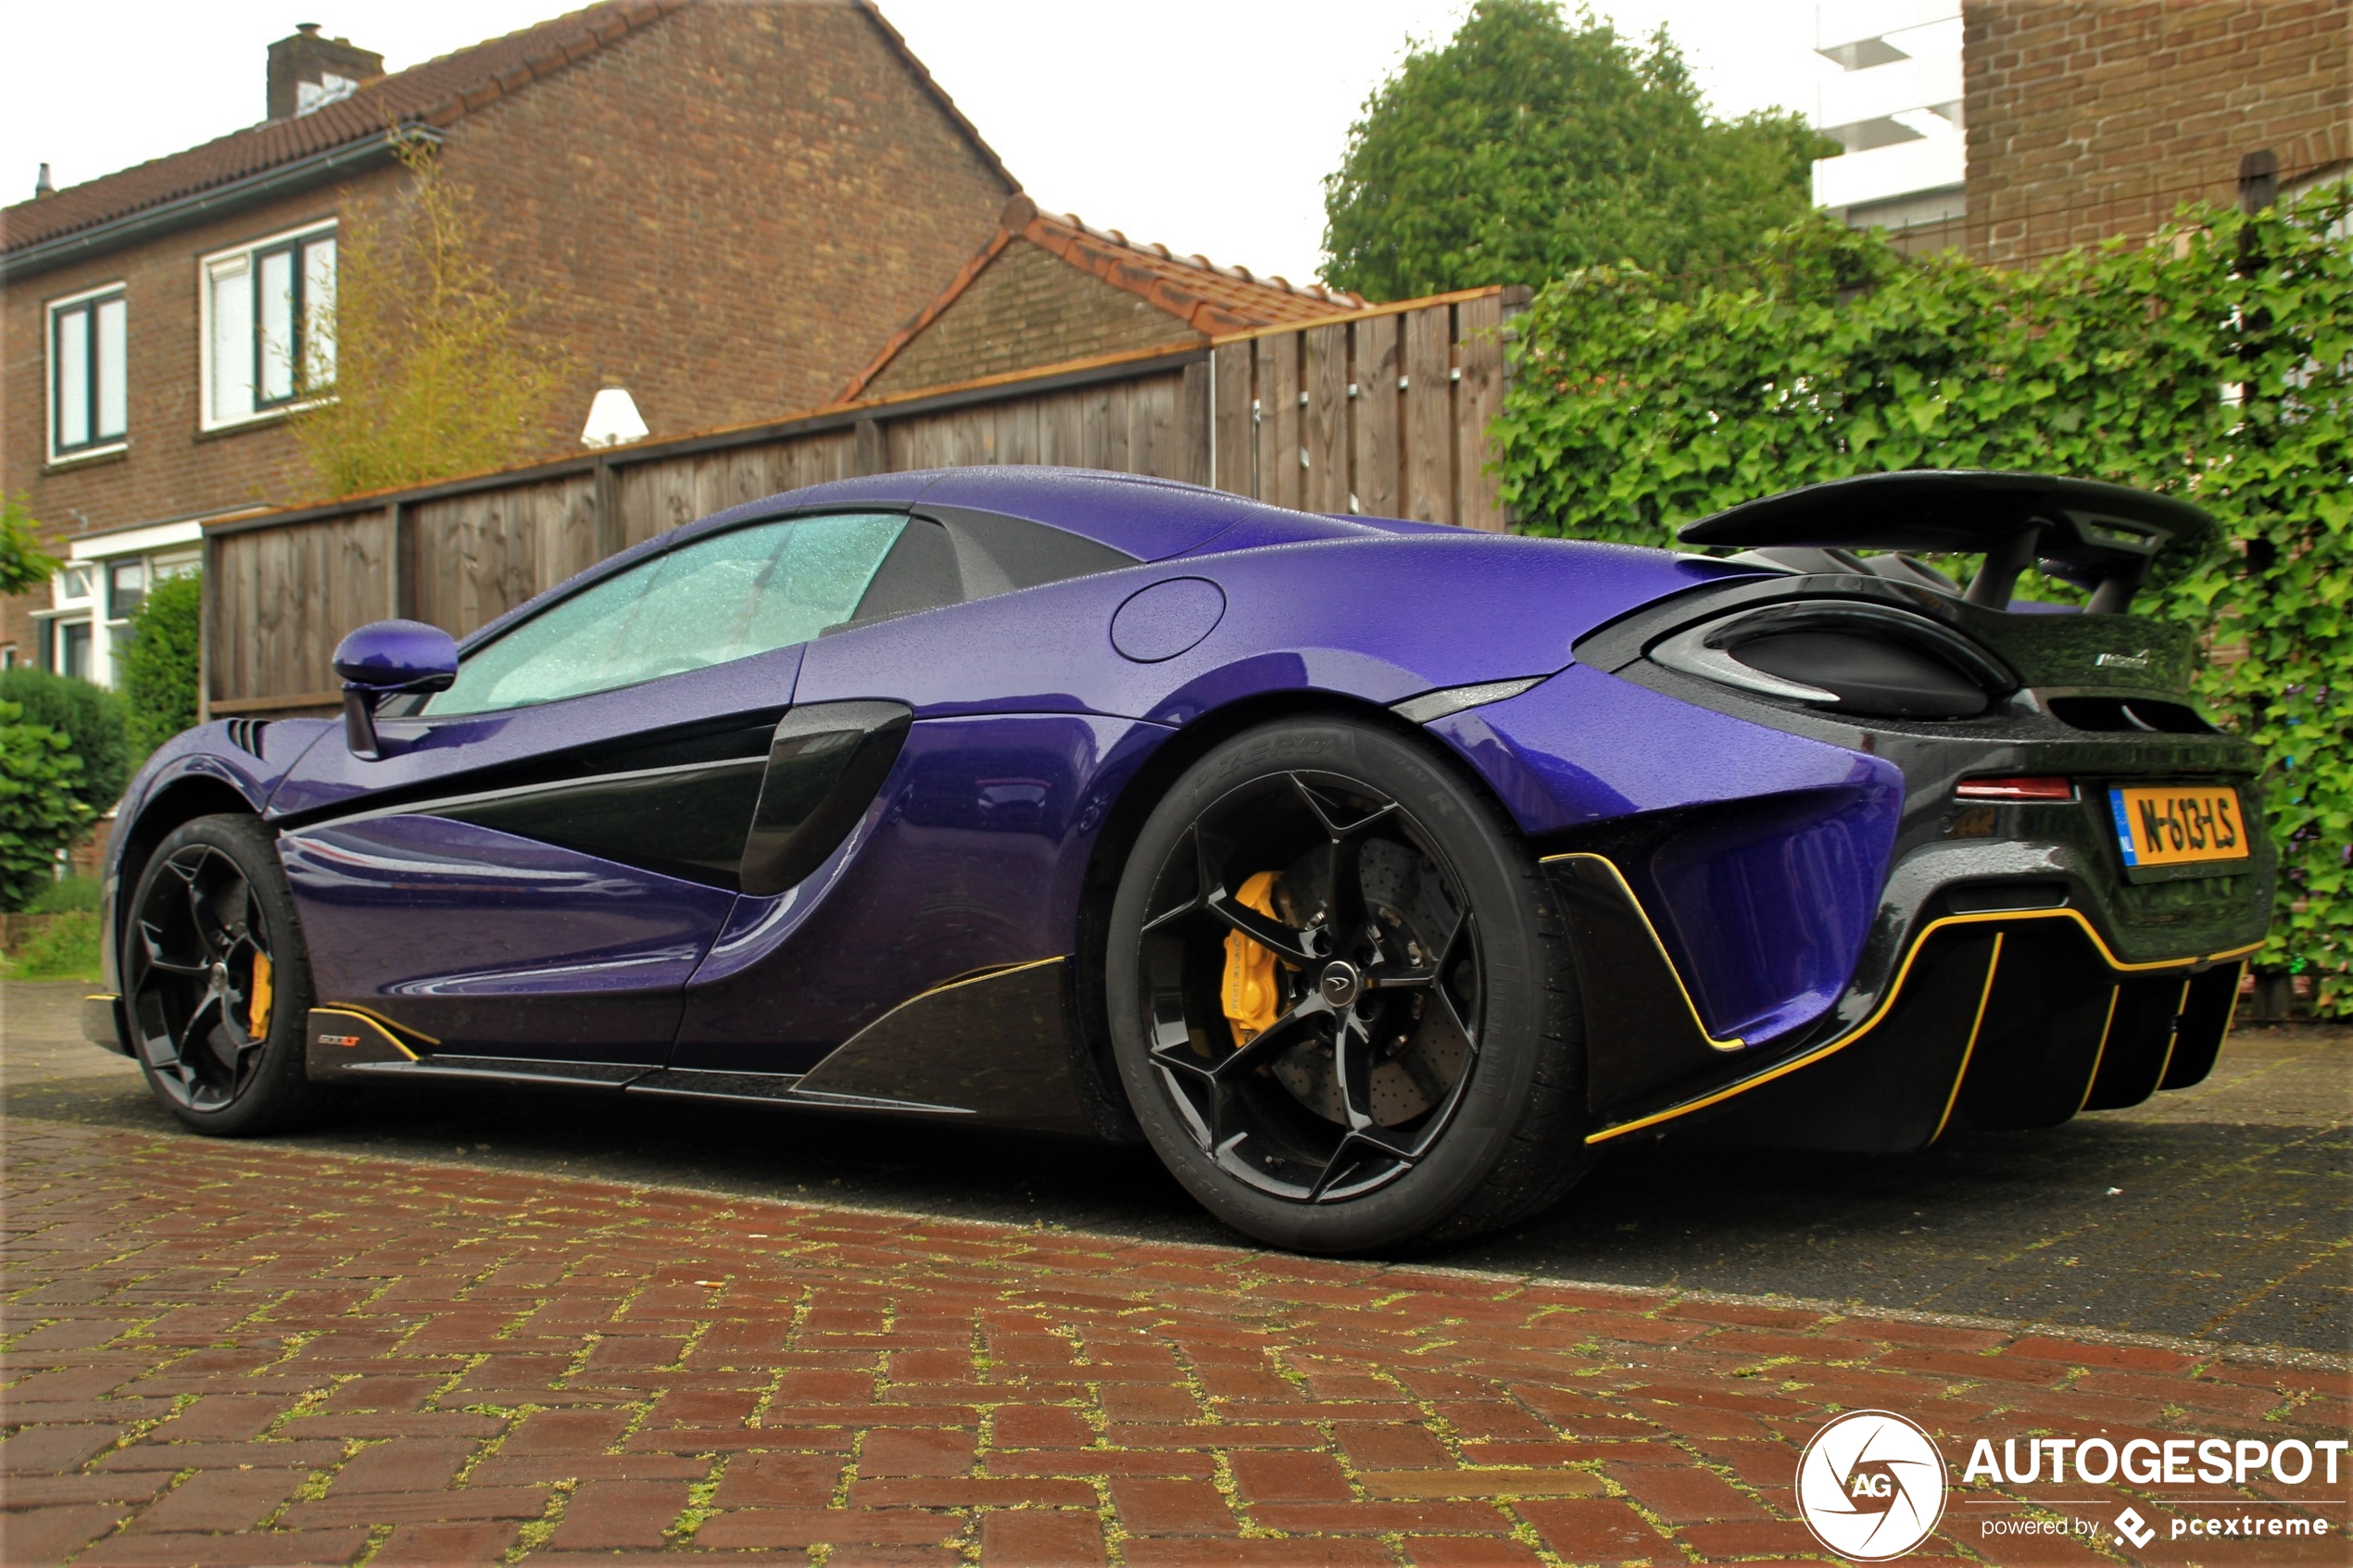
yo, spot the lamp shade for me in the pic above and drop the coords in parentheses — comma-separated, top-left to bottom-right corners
(581, 386, 648, 448)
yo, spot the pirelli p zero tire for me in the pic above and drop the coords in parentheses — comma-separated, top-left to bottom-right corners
(122, 813, 322, 1137)
(1107, 716, 1591, 1254)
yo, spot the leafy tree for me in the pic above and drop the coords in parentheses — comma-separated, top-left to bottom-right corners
(1, 493, 57, 596)
(1322, 0, 1827, 300)
(1493, 192, 2353, 1012)
(118, 571, 204, 759)
(0, 701, 93, 912)
(0, 668, 129, 815)
(295, 133, 575, 496)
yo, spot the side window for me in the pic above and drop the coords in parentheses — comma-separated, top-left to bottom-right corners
(425, 512, 906, 716)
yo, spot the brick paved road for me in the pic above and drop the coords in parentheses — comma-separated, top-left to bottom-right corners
(2, 1115, 2347, 1567)
(7, 984, 2347, 1351)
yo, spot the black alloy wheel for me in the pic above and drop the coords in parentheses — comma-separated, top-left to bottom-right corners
(1108, 717, 1590, 1253)
(124, 814, 321, 1135)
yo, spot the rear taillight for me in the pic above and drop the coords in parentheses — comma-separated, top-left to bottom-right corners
(1955, 775, 2074, 801)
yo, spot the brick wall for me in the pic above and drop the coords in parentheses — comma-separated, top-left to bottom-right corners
(1965, 0, 2352, 265)
(1, 0, 1010, 669)
(864, 240, 1201, 399)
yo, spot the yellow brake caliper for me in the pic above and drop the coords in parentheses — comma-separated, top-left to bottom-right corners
(247, 950, 274, 1039)
(1220, 871, 1285, 1047)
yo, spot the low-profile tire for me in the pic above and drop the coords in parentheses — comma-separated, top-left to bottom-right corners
(121, 813, 322, 1136)
(1106, 716, 1592, 1254)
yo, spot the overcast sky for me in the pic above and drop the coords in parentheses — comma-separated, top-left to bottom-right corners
(0, 0, 1834, 287)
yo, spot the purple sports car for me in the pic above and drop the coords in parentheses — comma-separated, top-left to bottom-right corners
(85, 467, 2271, 1252)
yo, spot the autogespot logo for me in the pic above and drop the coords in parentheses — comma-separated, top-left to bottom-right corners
(1795, 1410, 1948, 1561)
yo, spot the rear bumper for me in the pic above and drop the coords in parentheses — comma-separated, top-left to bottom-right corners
(1550, 848, 2258, 1151)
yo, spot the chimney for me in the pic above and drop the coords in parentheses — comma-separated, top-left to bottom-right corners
(33, 163, 54, 199)
(267, 22, 384, 120)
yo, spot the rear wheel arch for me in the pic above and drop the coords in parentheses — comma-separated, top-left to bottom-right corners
(1099, 710, 1591, 1250)
(1071, 690, 1525, 1137)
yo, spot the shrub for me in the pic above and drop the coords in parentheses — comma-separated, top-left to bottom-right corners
(119, 571, 203, 758)
(0, 701, 94, 912)
(1495, 193, 2352, 1012)
(0, 668, 130, 815)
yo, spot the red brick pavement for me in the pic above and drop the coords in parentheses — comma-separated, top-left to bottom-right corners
(1, 1122, 2345, 1565)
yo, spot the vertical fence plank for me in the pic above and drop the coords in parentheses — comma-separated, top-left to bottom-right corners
(1453, 295, 1508, 533)
(1351, 315, 1403, 519)
(1254, 333, 1301, 509)
(1180, 360, 1212, 486)
(1302, 323, 1351, 514)
(1403, 306, 1453, 524)
(1211, 340, 1255, 495)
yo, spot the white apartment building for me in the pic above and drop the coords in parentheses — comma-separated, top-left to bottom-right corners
(1810, 0, 1967, 244)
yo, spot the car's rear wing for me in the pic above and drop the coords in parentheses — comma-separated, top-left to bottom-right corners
(1678, 470, 2216, 614)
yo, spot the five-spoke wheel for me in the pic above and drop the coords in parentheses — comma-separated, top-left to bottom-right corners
(1109, 717, 1589, 1253)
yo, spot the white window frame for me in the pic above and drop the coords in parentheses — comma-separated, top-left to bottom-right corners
(46, 281, 129, 465)
(198, 219, 337, 433)
(49, 521, 206, 688)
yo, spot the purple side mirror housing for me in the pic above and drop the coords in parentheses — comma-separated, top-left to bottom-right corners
(333, 619, 459, 688)
(332, 620, 459, 759)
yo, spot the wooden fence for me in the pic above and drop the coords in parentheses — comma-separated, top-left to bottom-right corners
(202, 286, 1526, 716)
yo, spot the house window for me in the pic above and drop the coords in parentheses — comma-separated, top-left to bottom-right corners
(202, 223, 335, 428)
(56, 621, 94, 679)
(107, 559, 146, 621)
(48, 285, 128, 460)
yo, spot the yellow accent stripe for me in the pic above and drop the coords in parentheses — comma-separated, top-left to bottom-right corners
(84, 992, 119, 1004)
(1540, 853, 1745, 1052)
(314, 1003, 435, 1051)
(909, 955, 1065, 1004)
(1579, 902, 2255, 1146)
(1929, 933, 2004, 1144)
(2076, 984, 2124, 1114)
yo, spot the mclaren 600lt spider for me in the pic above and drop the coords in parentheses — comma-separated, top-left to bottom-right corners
(85, 467, 2271, 1252)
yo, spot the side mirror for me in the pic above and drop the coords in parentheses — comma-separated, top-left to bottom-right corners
(332, 620, 458, 759)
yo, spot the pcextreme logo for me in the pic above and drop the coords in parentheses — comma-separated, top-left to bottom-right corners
(1794, 1410, 1947, 1561)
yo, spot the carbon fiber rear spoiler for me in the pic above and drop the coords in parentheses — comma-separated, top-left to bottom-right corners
(1678, 470, 2216, 614)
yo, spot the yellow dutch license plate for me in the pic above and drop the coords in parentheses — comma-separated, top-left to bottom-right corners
(2108, 784, 2251, 872)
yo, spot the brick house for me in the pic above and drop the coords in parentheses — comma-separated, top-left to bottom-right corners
(1964, 0, 2351, 265)
(0, 0, 1013, 681)
(839, 194, 1365, 402)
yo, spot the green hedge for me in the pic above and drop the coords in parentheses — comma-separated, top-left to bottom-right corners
(0, 668, 129, 816)
(0, 700, 93, 912)
(1494, 195, 2350, 1013)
